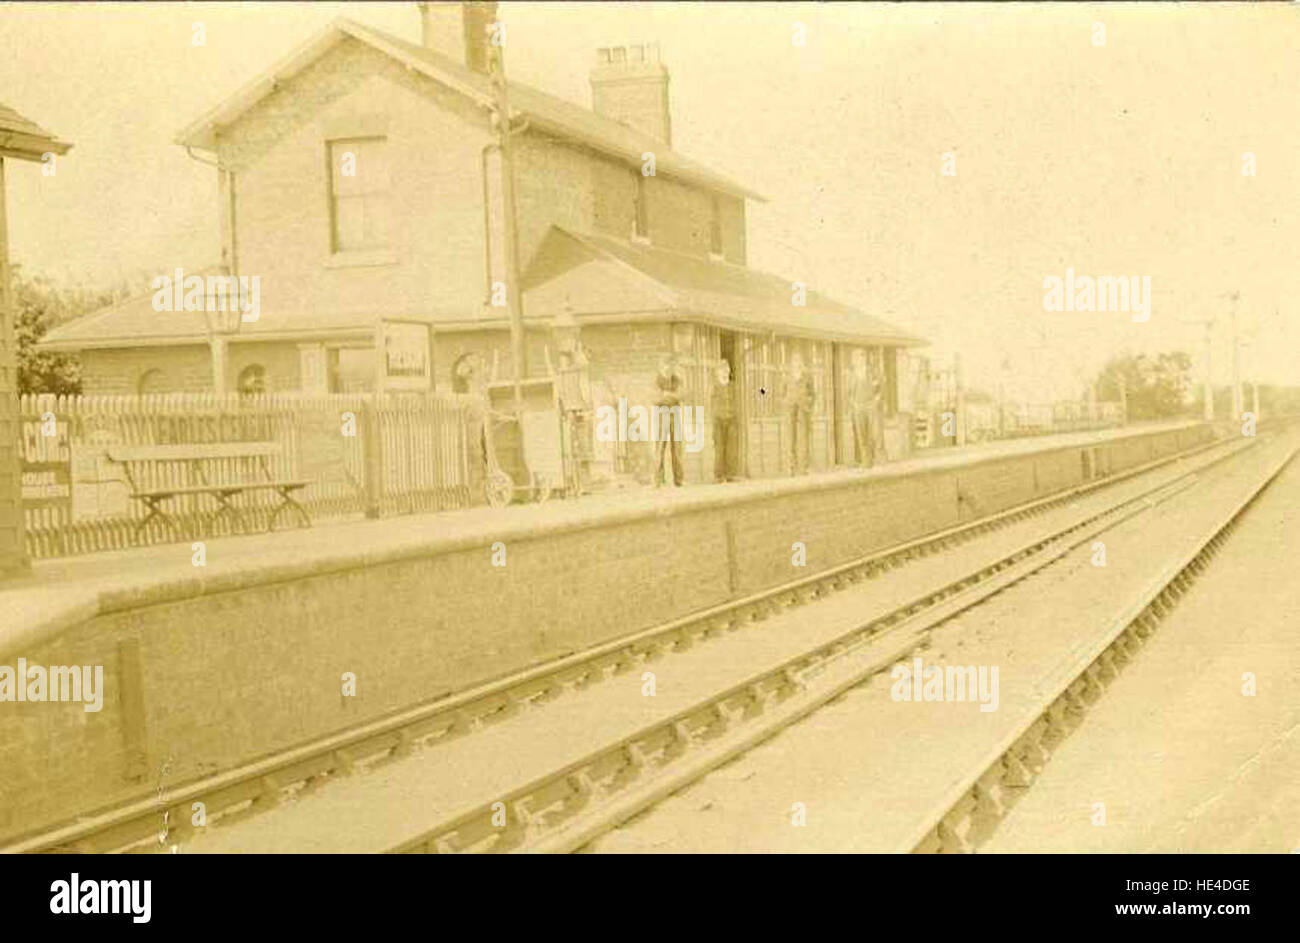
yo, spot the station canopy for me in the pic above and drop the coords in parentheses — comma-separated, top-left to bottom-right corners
(518, 226, 926, 348)
(0, 102, 72, 162)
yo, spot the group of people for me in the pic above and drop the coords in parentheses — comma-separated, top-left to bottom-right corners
(651, 352, 736, 488)
(651, 347, 883, 487)
(457, 343, 884, 498)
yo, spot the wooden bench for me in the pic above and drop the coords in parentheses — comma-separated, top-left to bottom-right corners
(106, 443, 311, 539)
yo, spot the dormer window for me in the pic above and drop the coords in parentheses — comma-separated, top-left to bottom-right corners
(633, 172, 649, 240)
(328, 137, 390, 253)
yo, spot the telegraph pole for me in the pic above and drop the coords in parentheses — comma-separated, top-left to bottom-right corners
(485, 26, 527, 409)
(1180, 316, 1216, 422)
(1229, 296, 1242, 420)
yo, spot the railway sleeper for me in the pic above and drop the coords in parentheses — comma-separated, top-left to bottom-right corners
(973, 769, 1006, 818)
(1001, 749, 1036, 788)
(1083, 663, 1106, 698)
(936, 799, 976, 854)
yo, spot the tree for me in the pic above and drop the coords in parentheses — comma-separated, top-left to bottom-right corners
(10, 268, 134, 396)
(1094, 351, 1193, 421)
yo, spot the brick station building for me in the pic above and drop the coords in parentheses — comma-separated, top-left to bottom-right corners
(41, 2, 925, 481)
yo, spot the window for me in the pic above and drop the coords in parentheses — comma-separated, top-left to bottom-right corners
(328, 137, 391, 253)
(633, 172, 649, 239)
(329, 347, 376, 393)
(237, 364, 266, 396)
(709, 197, 723, 256)
(136, 368, 165, 395)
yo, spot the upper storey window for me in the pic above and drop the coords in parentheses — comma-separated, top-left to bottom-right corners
(633, 172, 649, 240)
(328, 137, 391, 253)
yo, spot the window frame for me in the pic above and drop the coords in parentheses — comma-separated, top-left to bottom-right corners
(326, 136, 392, 256)
(709, 196, 724, 257)
(632, 171, 650, 241)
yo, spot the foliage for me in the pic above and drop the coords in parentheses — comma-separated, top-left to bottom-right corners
(8, 267, 134, 395)
(1094, 351, 1193, 421)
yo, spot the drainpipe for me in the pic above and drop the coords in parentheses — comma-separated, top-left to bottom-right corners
(184, 145, 238, 394)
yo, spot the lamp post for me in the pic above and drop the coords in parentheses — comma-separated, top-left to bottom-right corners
(203, 285, 246, 396)
(1228, 292, 1242, 420)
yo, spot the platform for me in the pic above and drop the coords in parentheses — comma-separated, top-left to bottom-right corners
(0, 418, 1218, 840)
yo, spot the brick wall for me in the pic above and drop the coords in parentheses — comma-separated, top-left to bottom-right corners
(80, 342, 304, 396)
(0, 422, 1214, 839)
(80, 345, 213, 395)
(217, 38, 495, 327)
(513, 132, 747, 269)
(228, 341, 302, 392)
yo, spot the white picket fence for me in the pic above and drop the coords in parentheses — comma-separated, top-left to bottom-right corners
(18, 392, 475, 558)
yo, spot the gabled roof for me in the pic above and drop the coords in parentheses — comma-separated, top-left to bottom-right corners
(519, 227, 926, 348)
(0, 101, 71, 162)
(175, 17, 764, 203)
(40, 228, 924, 351)
(37, 266, 443, 351)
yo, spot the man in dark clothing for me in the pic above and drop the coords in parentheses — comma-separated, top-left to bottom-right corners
(711, 360, 738, 482)
(653, 354, 685, 487)
(787, 354, 815, 475)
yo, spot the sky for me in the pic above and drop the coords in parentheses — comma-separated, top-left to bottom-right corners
(2, 1, 1297, 399)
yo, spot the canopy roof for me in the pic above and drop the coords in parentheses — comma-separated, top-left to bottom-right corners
(0, 102, 71, 162)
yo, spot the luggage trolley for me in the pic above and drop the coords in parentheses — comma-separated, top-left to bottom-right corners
(482, 377, 567, 507)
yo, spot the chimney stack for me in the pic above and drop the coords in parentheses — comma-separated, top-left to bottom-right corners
(418, 1, 498, 74)
(590, 43, 672, 145)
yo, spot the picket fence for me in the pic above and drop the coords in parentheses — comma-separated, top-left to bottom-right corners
(18, 392, 476, 559)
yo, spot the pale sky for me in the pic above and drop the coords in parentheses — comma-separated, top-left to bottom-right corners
(3, 2, 1297, 397)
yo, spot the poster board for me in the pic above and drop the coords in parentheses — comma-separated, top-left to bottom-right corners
(20, 414, 74, 522)
(375, 319, 434, 392)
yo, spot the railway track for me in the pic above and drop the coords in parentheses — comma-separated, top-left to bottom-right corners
(432, 435, 1295, 854)
(904, 434, 1300, 854)
(3, 429, 1273, 854)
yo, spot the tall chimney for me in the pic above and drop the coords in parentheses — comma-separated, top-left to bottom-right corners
(590, 44, 672, 145)
(418, 1, 498, 74)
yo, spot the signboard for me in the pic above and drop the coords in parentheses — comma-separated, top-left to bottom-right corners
(22, 462, 71, 510)
(376, 320, 433, 392)
(20, 414, 73, 519)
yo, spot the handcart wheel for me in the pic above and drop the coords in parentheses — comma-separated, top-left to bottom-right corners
(532, 472, 552, 504)
(485, 469, 513, 509)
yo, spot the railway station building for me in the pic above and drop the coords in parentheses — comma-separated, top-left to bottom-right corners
(40, 2, 926, 482)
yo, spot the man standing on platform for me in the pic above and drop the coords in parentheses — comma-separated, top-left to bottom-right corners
(787, 353, 815, 475)
(557, 344, 593, 495)
(711, 360, 738, 482)
(850, 349, 880, 468)
(653, 353, 685, 487)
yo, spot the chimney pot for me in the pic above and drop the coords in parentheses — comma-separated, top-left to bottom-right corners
(589, 41, 672, 145)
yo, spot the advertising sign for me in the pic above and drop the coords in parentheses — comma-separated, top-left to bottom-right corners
(378, 320, 433, 392)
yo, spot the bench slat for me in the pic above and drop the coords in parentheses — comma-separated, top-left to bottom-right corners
(131, 480, 310, 498)
(108, 442, 281, 462)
